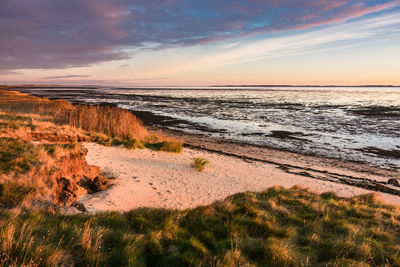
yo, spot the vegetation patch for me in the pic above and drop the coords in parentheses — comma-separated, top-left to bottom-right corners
(1, 91, 183, 153)
(144, 141, 183, 153)
(191, 157, 209, 171)
(0, 90, 147, 141)
(0, 182, 36, 208)
(0, 137, 40, 174)
(0, 113, 33, 123)
(1, 187, 398, 266)
(0, 121, 19, 130)
(42, 143, 76, 155)
(112, 138, 145, 149)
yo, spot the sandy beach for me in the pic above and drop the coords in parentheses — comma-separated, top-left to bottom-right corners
(80, 142, 400, 213)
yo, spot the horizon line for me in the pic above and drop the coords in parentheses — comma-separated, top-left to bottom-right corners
(2, 84, 400, 88)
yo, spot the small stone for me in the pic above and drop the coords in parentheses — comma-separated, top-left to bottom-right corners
(71, 202, 88, 212)
(100, 171, 117, 179)
(388, 178, 400, 187)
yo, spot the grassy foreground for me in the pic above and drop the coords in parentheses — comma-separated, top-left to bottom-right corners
(1, 187, 400, 266)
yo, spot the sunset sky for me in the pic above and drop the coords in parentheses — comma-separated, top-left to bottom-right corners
(1, 0, 400, 86)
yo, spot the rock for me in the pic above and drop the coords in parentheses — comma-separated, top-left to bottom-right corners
(78, 176, 110, 193)
(71, 201, 88, 212)
(100, 170, 117, 179)
(92, 176, 110, 191)
(55, 177, 78, 205)
(388, 178, 400, 187)
(375, 183, 400, 196)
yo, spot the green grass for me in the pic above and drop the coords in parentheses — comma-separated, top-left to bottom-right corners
(0, 113, 33, 122)
(0, 137, 40, 174)
(0, 121, 19, 130)
(0, 187, 399, 266)
(112, 138, 145, 149)
(191, 157, 209, 171)
(144, 141, 182, 153)
(91, 136, 183, 153)
(42, 143, 76, 155)
(0, 113, 36, 131)
(0, 182, 36, 208)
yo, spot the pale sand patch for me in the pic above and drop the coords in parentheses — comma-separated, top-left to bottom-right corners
(80, 143, 400, 212)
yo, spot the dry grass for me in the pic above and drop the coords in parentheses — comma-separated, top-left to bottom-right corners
(0, 90, 147, 140)
(0, 90, 183, 152)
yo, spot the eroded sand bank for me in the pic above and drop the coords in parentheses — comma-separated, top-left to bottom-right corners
(79, 143, 400, 213)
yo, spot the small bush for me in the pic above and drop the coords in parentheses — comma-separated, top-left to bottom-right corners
(191, 157, 209, 171)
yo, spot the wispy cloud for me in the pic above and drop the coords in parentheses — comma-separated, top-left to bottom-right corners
(1, 0, 399, 70)
(40, 75, 90, 79)
(152, 11, 400, 74)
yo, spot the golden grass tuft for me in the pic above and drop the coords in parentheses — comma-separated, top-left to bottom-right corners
(191, 157, 209, 171)
(265, 238, 295, 266)
(80, 222, 104, 265)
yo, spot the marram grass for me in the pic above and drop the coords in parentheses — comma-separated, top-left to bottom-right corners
(0, 90, 183, 153)
(1, 186, 399, 266)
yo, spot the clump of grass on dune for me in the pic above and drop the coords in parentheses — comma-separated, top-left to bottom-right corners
(1, 186, 400, 266)
(191, 157, 209, 171)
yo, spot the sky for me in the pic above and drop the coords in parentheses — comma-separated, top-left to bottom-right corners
(1, 0, 400, 86)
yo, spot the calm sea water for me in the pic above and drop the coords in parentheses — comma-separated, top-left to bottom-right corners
(18, 87, 400, 170)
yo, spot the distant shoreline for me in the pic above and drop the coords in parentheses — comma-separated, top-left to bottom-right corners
(3, 84, 400, 89)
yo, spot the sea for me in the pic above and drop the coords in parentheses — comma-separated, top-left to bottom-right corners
(17, 86, 400, 170)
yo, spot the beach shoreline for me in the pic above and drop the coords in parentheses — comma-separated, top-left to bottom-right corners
(80, 140, 400, 213)
(79, 114, 400, 213)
